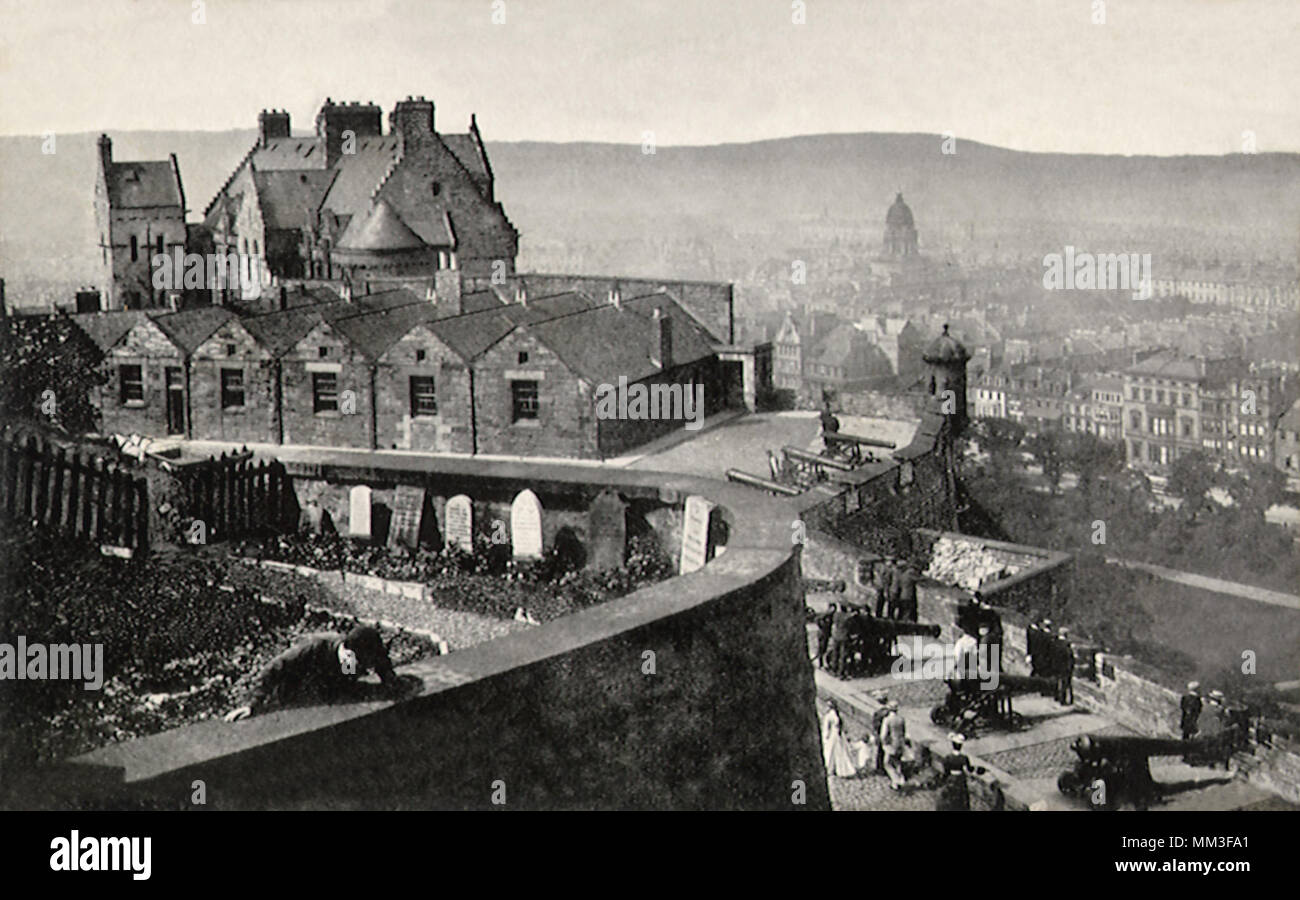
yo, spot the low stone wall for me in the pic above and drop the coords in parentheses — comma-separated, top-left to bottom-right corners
(18, 455, 827, 811)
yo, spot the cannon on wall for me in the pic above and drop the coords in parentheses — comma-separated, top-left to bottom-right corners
(1056, 733, 1232, 810)
(822, 432, 896, 465)
(930, 673, 1056, 731)
(840, 613, 941, 677)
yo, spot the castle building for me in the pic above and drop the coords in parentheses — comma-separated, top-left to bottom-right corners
(94, 135, 188, 311)
(201, 97, 519, 300)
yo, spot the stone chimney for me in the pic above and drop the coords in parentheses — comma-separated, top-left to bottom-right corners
(317, 99, 382, 166)
(434, 268, 462, 317)
(258, 109, 291, 147)
(515, 286, 528, 307)
(608, 287, 622, 310)
(390, 96, 436, 157)
(651, 308, 673, 369)
(340, 281, 352, 303)
(97, 134, 112, 174)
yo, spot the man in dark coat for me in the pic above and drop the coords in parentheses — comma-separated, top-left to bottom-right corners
(814, 603, 836, 668)
(894, 561, 920, 623)
(870, 692, 891, 773)
(225, 625, 400, 720)
(1180, 681, 1203, 742)
(827, 603, 853, 676)
(875, 559, 896, 618)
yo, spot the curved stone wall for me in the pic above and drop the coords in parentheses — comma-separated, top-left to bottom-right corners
(35, 457, 827, 811)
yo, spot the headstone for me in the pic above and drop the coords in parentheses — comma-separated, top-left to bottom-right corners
(444, 494, 473, 552)
(679, 494, 714, 574)
(300, 500, 325, 534)
(348, 485, 372, 538)
(389, 484, 427, 549)
(587, 490, 626, 572)
(510, 489, 543, 559)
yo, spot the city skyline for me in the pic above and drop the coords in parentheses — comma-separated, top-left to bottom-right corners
(1, 0, 1297, 155)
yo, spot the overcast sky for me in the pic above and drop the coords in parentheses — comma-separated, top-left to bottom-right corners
(1, 0, 1295, 154)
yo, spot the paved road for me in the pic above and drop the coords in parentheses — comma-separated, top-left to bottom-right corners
(1107, 557, 1300, 610)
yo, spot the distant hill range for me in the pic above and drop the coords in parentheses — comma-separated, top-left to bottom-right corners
(2, 129, 1297, 294)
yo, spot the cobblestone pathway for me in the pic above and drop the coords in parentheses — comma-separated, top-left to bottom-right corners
(982, 724, 1135, 780)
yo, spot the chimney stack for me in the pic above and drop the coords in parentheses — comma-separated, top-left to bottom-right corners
(434, 268, 462, 317)
(515, 286, 527, 306)
(651, 307, 673, 369)
(258, 109, 291, 147)
(341, 281, 352, 302)
(97, 134, 112, 174)
(608, 287, 621, 310)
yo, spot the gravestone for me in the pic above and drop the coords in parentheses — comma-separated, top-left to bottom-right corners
(510, 489, 543, 559)
(679, 494, 714, 574)
(348, 485, 372, 539)
(300, 500, 325, 535)
(444, 494, 473, 552)
(586, 490, 626, 572)
(389, 484, 427, 550)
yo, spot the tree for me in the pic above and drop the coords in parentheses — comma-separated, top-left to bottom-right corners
(1025, 431, 1065, 494)
(0, 316, 107, 434)
(1166, 450, 1218, 524)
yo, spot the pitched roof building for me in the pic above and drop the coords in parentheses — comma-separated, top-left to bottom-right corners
(202, 96, 518, 296)
(94, 135, 188, 311)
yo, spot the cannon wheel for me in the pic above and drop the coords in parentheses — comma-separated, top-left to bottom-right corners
(1085, 776, 1120, 811)
(931, 704, 952, 726)
(1057, 769, 1083, 797)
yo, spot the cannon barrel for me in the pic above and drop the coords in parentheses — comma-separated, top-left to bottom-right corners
(802, 577, 846, 593)
(856, 615, 940, 639)
(724, 469, 802, 496)
(782, 446, 855, 471)
(998, 673, 1058, 696)
(1071, 733, 1203, 761)
(824, 431, 896, 450)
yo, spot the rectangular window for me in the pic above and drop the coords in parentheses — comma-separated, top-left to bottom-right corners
(156, 235, 164, 255)
(410, 375, 437, 417)
(511, 380, 539, 422)
(130, 235, 138, 263)
(313, 372, 339, 414)
(119, 364, 143, 404)
(221, 368, 245, 409)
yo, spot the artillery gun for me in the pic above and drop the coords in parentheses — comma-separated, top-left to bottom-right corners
(822, 431, 896, 465)
(1056, 733, 1232, 810)
(841, 613, 941, 676)
(930, 673, 1057, 731)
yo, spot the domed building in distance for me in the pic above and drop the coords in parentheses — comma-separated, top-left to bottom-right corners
(883, 192, 919, 258)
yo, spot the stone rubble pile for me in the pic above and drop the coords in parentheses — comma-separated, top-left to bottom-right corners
(924, 536, 1024, 592)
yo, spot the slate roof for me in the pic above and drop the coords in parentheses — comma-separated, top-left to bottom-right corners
(427, 291, 598, 361)
(337, 199, 428, 251)
(523, 292, 717, 384)
(150, 307, 238, 354)
(107, 160, 183, 209)
(1125, 350, 1205, 380)
(70, 311, 150, 352)
(253, 170, 338, 229)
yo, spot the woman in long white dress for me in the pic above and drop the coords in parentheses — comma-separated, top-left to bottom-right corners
(821, 701, 859, 778)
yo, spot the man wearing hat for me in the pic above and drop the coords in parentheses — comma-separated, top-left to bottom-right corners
(225, 624, 401, 720)
(1027, 617, 1052, 678)
(1180, 682, 1203, 742)
(875, 559, 896, 619)
(894, 560, 920, 623)
(870, 692, 891, 774)
(1055, 626, 1074, 705)
(880, 700, 908, 790)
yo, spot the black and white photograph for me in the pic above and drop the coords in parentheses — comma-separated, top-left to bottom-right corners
(0, 0, 1295, 878)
